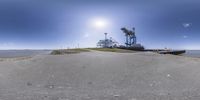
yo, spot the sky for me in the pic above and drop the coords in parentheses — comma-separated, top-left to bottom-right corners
(0, 0, 199, 49)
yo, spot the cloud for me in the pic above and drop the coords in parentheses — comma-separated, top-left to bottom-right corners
(183, 35, 188, 39)
(182, 23, 192, 28)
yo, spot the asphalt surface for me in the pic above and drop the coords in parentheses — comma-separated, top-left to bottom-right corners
(0, 51, 200, 100)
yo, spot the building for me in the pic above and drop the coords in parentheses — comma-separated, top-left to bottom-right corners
(97, 33, 118, 48)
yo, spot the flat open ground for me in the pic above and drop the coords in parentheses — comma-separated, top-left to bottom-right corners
(0, 50, 200, 100)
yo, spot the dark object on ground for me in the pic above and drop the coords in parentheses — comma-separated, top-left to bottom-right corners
(144, 49, 186, 55)
(27, 82, 32, 86)
(118, 46, 144, 51)
(158, 50, 186, 55)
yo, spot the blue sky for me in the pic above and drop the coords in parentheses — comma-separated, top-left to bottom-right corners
(0, 0, 199, 49)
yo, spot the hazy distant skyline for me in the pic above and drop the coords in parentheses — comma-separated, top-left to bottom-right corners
(0, 0, 200, 49)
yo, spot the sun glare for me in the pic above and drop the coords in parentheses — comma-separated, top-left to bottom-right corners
(92, 18, 108, 29)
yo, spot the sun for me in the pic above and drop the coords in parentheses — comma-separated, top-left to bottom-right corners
(92, 18, 108, 29)
(94, 20, 106, 28)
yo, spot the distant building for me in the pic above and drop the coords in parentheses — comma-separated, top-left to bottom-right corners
(97, 38, 118, 48)
(97, 33, 118, 48)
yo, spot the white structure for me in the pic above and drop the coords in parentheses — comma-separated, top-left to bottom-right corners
(97, 33, 118, 48)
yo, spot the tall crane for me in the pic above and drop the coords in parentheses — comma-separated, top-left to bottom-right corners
(121, 27, 136, 47)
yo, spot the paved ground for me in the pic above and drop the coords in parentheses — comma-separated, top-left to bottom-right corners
(0, 51, 200, 100)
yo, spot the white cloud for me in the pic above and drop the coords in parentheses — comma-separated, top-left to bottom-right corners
(182, 23, 192, 28)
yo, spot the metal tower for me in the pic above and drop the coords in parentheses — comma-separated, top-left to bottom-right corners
(104, 33, 108, 40)
(121, 27, 137, 47)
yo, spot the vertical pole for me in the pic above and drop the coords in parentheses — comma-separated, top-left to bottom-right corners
(110, 37, 112, 48)
(126, 35, 128, 47)
(104, 33, 107, 40)
(104, 33, 108, 48)
(129, 35, 132, 46)
(133, 27, 136, 44)
(130, 35, 132, 46)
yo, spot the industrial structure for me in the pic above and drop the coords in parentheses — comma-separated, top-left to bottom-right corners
(121, 27, 137, 47)
(97, 33, 118, 48)
(96, 27, 144, 50)
(121, 27, 144, 50)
